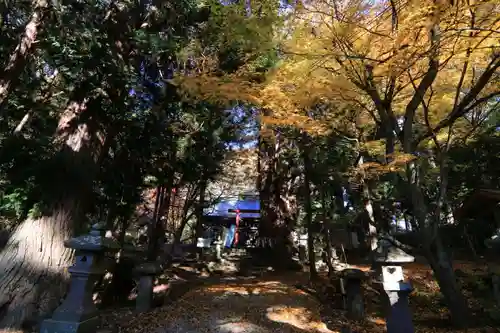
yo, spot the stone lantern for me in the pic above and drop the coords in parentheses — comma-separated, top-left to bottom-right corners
(486, 229, 500, 306)
(40, 223, 120, 333)
(373, 236, 415, 333)
(196, 235, 212, 261)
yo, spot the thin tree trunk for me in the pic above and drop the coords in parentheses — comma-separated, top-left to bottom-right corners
(147, 185, 165, 261)
(358, 155, 377, 253)
(0, 0, 48, 112)
(302, 132, 317, 279)
(148, 136, 178, 260)
(195, 109, 212, 243)
(406, 162, 470, 327)
(194, 177, 207, 242)
(363, 186, 377, 251)
(425, 239, 469, 328)
(321, 190, 335, 276)
(173, 191, 198, 245)
(152, 186, 163, 225)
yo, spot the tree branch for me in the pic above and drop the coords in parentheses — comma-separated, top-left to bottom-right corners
(418, 56, 500, 143)
(402, 21, 440, 152)
(0, 0, 49, 113)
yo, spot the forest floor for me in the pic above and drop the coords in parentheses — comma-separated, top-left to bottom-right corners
(345, 256, 500, 333)
(101, 256, 500, 333)
(105, 271, 348, 333)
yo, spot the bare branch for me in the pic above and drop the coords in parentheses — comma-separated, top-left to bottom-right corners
(389, 0, 398, 32)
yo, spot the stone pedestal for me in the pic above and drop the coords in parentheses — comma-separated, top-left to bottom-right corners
(385, 282, 414, 333)
(340, 268, 367, 321)
(298, 245, 306, 262)
(134, 262, 163, 312)
(40, 223, 119, 333)
(485, 230, 500, 306)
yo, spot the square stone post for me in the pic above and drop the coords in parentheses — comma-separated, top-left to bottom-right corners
(133, 262, 163, 313)
(40, 223, 120, 333)
(384, 281, 414, 333)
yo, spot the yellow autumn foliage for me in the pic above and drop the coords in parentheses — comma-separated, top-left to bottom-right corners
(174, 0, 499, 143)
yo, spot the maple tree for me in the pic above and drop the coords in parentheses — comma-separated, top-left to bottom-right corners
(175, 0, 499, 326)
(279, 1, 499, 326)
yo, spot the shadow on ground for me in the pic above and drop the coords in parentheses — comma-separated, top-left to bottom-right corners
(100, 253, 500, 333)
(104, 272, 367, 333)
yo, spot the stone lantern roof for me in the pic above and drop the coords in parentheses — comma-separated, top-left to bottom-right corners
(64, 222, 120, 252)
(373, 236, 415, 265)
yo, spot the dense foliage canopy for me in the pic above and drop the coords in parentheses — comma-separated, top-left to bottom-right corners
(0, 0, 498, 330)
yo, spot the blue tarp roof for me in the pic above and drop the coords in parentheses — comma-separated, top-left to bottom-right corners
(203, 196, 260, 218)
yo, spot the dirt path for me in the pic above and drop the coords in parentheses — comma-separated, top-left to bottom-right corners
(105, 258, 500, 333)
(115, 274, 345, 333)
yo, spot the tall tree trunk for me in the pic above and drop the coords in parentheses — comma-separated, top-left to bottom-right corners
(0, 203, 75, 329)
(148, 136, 178, 260)
(173, 186, 198, 246)
(147, 185, 165, 261)
(258, 126, 298, 269)
(173, 205, 193, 245)
(406, 163, 470, 327)
(194, 108, 213, 243)
(194, 177, 207, 242)
(0, 0, 48, 112)
(0, 96, 104, 329)
(320, 190, 336, 276)
(302, 132, 317, 279)
(425, 238, 469, 328)
(358, 155, 377, 254)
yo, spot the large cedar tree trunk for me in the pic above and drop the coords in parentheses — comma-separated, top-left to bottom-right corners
(0, 98, 102, 329)
(258, 128, 298, 269)
(0, 205, 74, 329)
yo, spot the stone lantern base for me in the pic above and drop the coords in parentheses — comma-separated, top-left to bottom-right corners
(340, 268, 367, 321)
